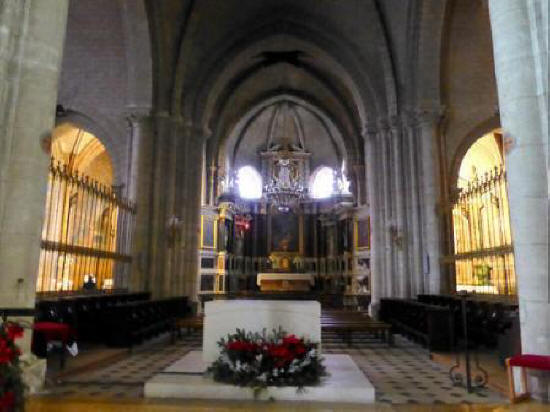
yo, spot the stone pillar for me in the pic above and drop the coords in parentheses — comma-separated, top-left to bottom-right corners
(416, 111, 443, 295)
(489, 0, 549, 362)
(148, 112, 172, 298)
(378, 120, 394, 296)
(163, 117, 184, 297)
(0, 0, 69, 390)
(403, 116, 424, 296)
(364, 125, 383, 316)
(390, 118, 409, 298)
(180, 124, 206, 306)
(208, 165, 217, 206)
(127, 112, 153, 292)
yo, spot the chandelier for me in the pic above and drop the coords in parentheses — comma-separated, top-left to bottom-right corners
(263, 158, 307, 212)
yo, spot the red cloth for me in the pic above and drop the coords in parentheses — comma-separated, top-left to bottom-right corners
(33, 322, 72, 344)
(509, 354, 550, 370)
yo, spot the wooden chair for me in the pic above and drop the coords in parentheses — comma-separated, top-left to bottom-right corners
(506, 354, 550, 403)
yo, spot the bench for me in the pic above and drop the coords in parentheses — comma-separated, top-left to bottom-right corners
(171, 315, 204, 343)
(321, 310, 392, 346)
(506, 354, 550, 403)
(380, 298, 454, 351)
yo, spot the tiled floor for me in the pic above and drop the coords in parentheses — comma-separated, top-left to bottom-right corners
(37, 331, 506, 405)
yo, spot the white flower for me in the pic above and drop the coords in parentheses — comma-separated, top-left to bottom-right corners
(308, 349, 317, 357)
(273, 368, 279, 377)
(256, 354, 263, 362)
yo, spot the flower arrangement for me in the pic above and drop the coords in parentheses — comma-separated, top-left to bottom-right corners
(207, 328, 327, 396)
(0, 322, 25, 412)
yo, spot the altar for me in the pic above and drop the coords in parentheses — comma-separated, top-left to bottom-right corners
(256, 272, 314, 292)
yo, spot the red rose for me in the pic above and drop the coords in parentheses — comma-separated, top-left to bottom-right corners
(269, 345, 291, 361)
(0, 391, 15, 409)
(0, 340, 13, 364)
(283, 334, 301, 346)
(227, 341, 246, 351)
(6, 324, 24, 341)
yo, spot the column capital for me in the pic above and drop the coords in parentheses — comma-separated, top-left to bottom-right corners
(414, 106, 446, 126)
(183, 119, 211, 139)
(361, 123, 378, 140)
(124, 106, 152, 122)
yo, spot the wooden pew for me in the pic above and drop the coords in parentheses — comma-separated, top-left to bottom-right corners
(321, 310, 393, 346)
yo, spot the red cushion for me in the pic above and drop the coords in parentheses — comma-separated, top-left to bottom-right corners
(509, 354, 550, 370)
(33, 322, 72, 343)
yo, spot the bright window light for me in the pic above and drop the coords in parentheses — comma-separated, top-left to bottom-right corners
(237, 166, 262, 199)
(311, 167, 334, 199)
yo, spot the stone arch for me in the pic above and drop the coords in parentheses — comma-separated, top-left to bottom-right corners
(55, 110, 123, 186)
(449, 114, 501, 193)
(216, 94, 350, 175)
(414, 0, 450, 111)
(120, 0, 153, 111)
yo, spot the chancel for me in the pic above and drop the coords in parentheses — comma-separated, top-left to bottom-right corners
(0, 0, 548, 410)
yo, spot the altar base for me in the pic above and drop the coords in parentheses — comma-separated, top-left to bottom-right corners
(144, 351, 375, 404)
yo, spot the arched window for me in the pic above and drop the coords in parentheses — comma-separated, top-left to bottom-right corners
(237, 166, 262, 199)
(310, 166, 334, 199)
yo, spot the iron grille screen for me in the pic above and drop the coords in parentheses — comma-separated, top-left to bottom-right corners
(36, 160, 136, 292)
(451, 166, 516, 295)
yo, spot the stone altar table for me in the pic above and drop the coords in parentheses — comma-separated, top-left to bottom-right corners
(145, 299, 375, 403)
(256, 273, 314, 292)
(202, 299, 320, 364)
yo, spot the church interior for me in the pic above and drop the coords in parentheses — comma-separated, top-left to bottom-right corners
(0, 0, 548, 410)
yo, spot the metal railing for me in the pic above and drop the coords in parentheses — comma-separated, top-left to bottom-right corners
(451, 166, 516, 295)
(36, 159, 136, 292)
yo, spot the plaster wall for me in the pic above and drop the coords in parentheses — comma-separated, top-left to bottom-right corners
(57, 0, 129, 188)
(442, 0, 499, 178)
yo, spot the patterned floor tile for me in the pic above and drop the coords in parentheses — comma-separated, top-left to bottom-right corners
(41, 331, 504, 405)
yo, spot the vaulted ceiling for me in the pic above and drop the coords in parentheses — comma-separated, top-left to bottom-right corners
(144, 0, 448, 171)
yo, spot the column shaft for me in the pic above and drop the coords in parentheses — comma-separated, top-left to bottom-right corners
(379, 127, 394, 296)
(489, 0, 549, 356)
(390, 122, 409, 297)
(128, 113, 153, 292)
(0, 0, 68, 306)
(0, 0, 69, 357)
(417, 114, 443, 294)
(365, 131, 383, 316)
(405, 122, 424, 296)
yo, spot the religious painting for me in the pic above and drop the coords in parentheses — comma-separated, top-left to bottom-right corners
(271, 213, 299, 252)
(201, 216, 216, 249)
(356, 217, 371, 250)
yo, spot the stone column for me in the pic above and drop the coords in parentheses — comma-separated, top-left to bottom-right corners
(208, 165, 217, 206)
(489, 0, 549, 360)
(163, 117, 184, 297)
(416, 111, 443, 295)
(180, 124, 206, 306)
(404, 116, 424, 296)
(364, 125, 383, 316)
(127, 112, 153, 292)
(378, 120, 394, 296)
(390, 118, 409, 298)
(148, 112, 172, 298)
(0, 0, 69, 390)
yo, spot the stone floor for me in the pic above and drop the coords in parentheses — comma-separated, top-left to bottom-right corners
(33, 331, 509, 406)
